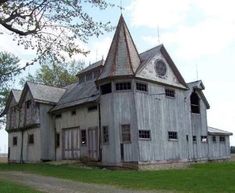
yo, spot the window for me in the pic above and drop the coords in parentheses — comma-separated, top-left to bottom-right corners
(186, 135, 189, 142)
(55, 114, 62, 119)
(190, 91, 200, 114)
(220, 136, 225, 142)
(139, 130, 151, 139)
(28, 134, 34, 144)
(56, 133, 60, 147)
(88, 105, 97, 112)
(116, 82, 131, 90)
(193, 136, 197, 143)
(81, 130, 87, 145)
(86, 72, 93, 81)
(121, 124, 131, 143)
(101, 83, 112, 95)
(102, 126, 109, 144)
(26, 100, 31, 109)
(168, 131, 178, 140)
(136, 83, 148, 92)
(71, 110, 76, 115)
(13, 137, 17, 146)
(212, 136, 216, 143)
(201, 136, 208, 143)
(165, 89, 175, 98)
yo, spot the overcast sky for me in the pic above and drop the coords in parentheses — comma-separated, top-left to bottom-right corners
(0, 0, 235, 152)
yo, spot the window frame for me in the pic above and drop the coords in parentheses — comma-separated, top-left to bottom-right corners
(28, 134, 34, 145)
(138, 130, 151, 140)
(121, 124, 131, 143)
(219, 136, 225, 142)
(168, 131, 178, 141)
(13, 136, 17, 146)
(136, 82, 148, 92)
(212, 136, 217, 143)
(81, 130, 87, 145)
(165, 88, 175, 98)
(115, 82, 131, 91)
(193, 135, 197, 143)
(102, 126, 109, 144)
(100, 83, 112, 95)
(56, 133, 60, 148)
(201, 136, 208, 143)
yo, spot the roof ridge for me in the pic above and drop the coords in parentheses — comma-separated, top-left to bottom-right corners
(139, 44, 163, 56)
(26, 81, 66, 90)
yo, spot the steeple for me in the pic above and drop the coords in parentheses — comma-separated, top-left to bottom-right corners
(98, 15, 140, 80)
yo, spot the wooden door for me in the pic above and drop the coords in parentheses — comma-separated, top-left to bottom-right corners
(88, 128, 98, 160)
(62, 128, 80, 160)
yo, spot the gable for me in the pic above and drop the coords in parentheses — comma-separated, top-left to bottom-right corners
(136, 46, 187, 89)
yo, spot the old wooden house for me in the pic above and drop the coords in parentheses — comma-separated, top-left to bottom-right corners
(1, 15, 232, 167)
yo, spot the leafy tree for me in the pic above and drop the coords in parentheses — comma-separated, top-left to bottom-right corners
(0, 0, 113, 74)
(20, 60, 84, 88)
(0, 51, 20, 126)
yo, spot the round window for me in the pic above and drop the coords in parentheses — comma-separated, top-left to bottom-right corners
(155, 60, 167, 77)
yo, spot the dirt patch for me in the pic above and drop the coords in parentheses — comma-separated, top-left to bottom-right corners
(0, 171, 174, 193)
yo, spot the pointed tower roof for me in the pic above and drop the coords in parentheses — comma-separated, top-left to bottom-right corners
(98, 15, 140, 81)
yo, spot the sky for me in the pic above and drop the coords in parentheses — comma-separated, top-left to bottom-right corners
(0, 0, 235, 152)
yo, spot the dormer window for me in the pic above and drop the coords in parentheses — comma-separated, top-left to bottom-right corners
(190, 91, 200, 114)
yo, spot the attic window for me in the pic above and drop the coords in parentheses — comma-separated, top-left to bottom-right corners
(220, 136, 225, 142)
(136, 83, 148, 92)
(26, 100, 31, 109)
(88, 105, 97, 112)
(190, 91, 200, 114)
(116, 82, 131, 90)
(101, 83, 112, 95)
(165, 89, 175, 98)
(55, 114, 62, 119)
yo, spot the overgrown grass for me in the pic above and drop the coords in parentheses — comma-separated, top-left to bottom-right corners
(0, 162, 235, 193)
(0, 179, 42, 193)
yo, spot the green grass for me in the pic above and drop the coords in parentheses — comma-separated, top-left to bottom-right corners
(0, 179, 42, 193)
(1, 162, 235, 193)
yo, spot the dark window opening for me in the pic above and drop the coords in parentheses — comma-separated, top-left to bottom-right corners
(79, 75, 85, 83)
(186, 135, 189, 142)
(26, 100, 31, 109)
(13, 136, 17, 146)
(55, 114, 62, 119)
(190, 91, 200, 114)
(139, 130, 151, 139)
(81, 130, 87, 145)
(101, 83, 112, 95)
(212, 136, 216, 143)
(88, 105, 97, 112)
(168, 131, 178, 140)
(116, 82, 131, 91)
(94, 69, 101, 79)
(86, 72, 93, 81)
(103, 126, 109, 144)
(28, 134, 34, 144)
(193, 136, 197, 143)
(71, 110, 76, 115)
(56, 133, 60, 147)
(165, 89, 175, 98)
(136, 83, 148, 92)
(121, 124, 131, 143)
(201, 136, 208, 143)
(220, 136, 225, 142)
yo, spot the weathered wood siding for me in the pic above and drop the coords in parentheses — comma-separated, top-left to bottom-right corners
(6, 98, 20, 130)
(208, 135, 231, 159)
(8, 132, 22, 162)
(55, 104, 99, 160)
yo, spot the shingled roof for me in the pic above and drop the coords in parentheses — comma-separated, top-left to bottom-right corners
(98, 15, 140, 80)
(76, 59, 104, 76)
(51, 81, 99, 112)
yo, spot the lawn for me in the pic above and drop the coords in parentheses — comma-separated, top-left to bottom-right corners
(0, 179, 42, 193)
(0, 162, 235, 193)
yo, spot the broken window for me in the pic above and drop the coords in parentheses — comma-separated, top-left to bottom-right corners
(136, 83, 148, 92)
(190, 91, 200, 114)
(13, 136, 17, 146)
(165, 89, 175, 98)
(100, 83, 112, 95)
(102, 126, 109, 144)
(121, 124, 131, 143)
(139, 130, 151, 139)
(28, 134, 34, 144)
(81, 130, 87, 145)
(201, 136, 208, 143)
(168, 131, 178, 140)
(116, 82, 131, 90)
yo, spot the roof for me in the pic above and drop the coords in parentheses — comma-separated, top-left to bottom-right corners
(19, 82, 66, 106)
(51, 81, 99, 112)
(76, 59, 104, 76)
(208, 127, 233, 136)
(98, 14, 140, 80)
